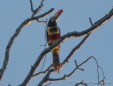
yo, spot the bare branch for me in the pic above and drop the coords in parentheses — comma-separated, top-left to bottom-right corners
(1, 6, 112, 85)
(61, 33, 91, 67)
(74, 60, 77, 67)
(29, 0, 34, 12)
(36, 33, 91, 86)
(48, 57, 92, 82)
(32, 65, 52, 78)
(37, 69, 54, 86)
(91, 56, 100, 86)
(36, 19, 46, 23)
(31, 8, 54, 21)
(32, 32, 90, 81)
(31, 0, 45, 17)
(99, 66, 105, 80)
(99, 66, 105, 86)
(89, 18, 93, 26)
(0, 8, 54, 81)
(91, 56, 106, 86)
(25, 10, 113, 83)
(44, 83, 51, 86)
(38, 56, 105, 85)
(33, 33, 90, 84)
(75, 82, 87, 86)
(80, 7, 113, 35)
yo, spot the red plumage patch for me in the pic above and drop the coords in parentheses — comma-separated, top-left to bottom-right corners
(47, 34, 60, 41)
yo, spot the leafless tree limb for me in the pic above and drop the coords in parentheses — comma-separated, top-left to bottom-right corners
(61, 33, 91, 67)
(74, 60, 78, 67)
(0, 8, 54, 81)
(75, 81, 88, 86)
(99, 66, 105, 82)
(32, 65, 52, 78)
(36, 19, 47, 23)
(19, 31, 91, 86)
(38, 56, 105, 86)
(19, 8, 113, 85)
(92, 56, 100, 86)
(37, 34, 91, 86)
(33, 33, 90, 79)
(40, 57, 92, 85)
(89, 18, 94, 26)
(37, 69, 54, 86)
(91, 56, 106, 86)
(1, 1, 112, 85)
(30, 0, 45, 17)
(30, 0, 34, 12)
(99, 67, 105, 80)
(44, 83, 51, 86)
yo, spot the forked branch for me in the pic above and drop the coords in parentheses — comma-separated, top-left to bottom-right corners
(20, 7, 113, 86)
(0, 8, 54, 81)
(33, 33, 90, 78)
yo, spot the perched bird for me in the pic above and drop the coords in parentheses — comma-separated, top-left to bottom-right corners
(46, 9, 63, 73)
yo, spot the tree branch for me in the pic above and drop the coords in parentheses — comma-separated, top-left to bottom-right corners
(61, 33, 91, 67)
(40, 56, 105, 86)
(37, 56, 105, 86)
(31, 0, 45, 17)
(36, 33, 91, 86)
(75, 81, 88, 86)
(48, 57, 92, 82)
(37, 69, 54, 86)
(89, 18, 94, 26)
(0, 8, 54, 81)
(29, 0, 34, 12)
(22, 8, 113, 84)
(32, 32, 90, 79)
(32, 65, 52, 78)
(91, 56, 106, 86)
(1, 5, 112, 85)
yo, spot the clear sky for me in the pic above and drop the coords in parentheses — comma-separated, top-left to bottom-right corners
(0, 0, 113, 86)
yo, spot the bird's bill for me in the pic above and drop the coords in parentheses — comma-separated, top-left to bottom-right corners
(51, 9, 63, 22)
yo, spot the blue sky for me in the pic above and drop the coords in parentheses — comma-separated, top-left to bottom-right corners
(0, 0, 113, 86)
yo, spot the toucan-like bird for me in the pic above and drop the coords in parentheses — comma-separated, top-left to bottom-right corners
(46, 9, 63, 73)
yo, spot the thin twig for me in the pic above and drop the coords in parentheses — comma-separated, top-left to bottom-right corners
(30, 0, 34, 12)
(31, 8, 54, 21)
(37, 69, 54, 86)
(98, 66, 106, 86)
(89, 18, 93, 26)
(44, 83, 51, 86)
(40, 20, 48, 71)
(31, 0, 45, 17)
(91, 56, 100, 86)
(33, 32, 90, 78)
(37, 33, 92, 85)
(61, 33, 91, 67)
(99, 66, 105, 80)
(32, 65, 52, 78)
(36, 19, 46, 23)
(1, 6, 112, 85)
(74, 60, 77, 67)
(0, 8, 54, 82)
(48, 57, 92, 82)
(75, 81, 87, 86)
(41, 53, 47, 71)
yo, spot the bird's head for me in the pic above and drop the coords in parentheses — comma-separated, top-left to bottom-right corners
(47, 9, 63, 27)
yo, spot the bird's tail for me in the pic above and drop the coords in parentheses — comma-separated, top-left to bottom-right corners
(52, 52, 60, 73)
